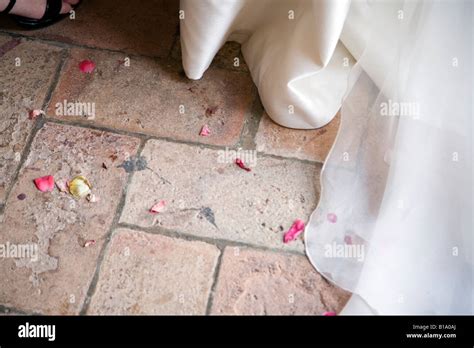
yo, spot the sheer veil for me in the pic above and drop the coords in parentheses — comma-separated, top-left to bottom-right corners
(305, 0, 473, 314)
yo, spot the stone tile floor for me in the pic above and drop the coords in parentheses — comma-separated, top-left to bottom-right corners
(0, 0, 347, 315)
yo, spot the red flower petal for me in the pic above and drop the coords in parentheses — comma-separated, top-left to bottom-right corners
(79, 59, 96, 73)
(283, 219, 305, 244)
(327, 213, 338, 223)
(199, 125, 211, 137)
(33, 175, 55, 192)
(149, 200, 166, 214)
(28, 109, 44, 120)
(323, 311, 337, 316)
(235, 158, 251, 172)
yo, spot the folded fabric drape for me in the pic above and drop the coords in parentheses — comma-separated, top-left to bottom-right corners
(306, 0, 473, 314)
(180, 0, 353, 129)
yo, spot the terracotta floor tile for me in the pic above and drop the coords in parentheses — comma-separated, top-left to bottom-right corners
(211, 247, 349, 315)
(47, 48, 256, 146)
(0, 0, 179, 58)
(0, 123, 140, 314)
(88, 228, 219, 315)
(120, 139, 319, 252)
(256, 112, 340, 162)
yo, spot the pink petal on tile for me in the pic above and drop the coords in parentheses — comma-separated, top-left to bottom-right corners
(55, 179, 69, 193)
(283, 219, 305, 244)
(83, 240, 96, 248)
(87, 193, 99, 203)
(28, 109, 44, 120)
(199, 125, 211, 137)
(79, 59, 96, 73)
(149, 200, 166, 214)
(235, 158, 251, 172)
(33, 175, 55, 192)
(327, 213, 338, 223)
(344, 235, 352, 245)
(323, 311, 337, 316)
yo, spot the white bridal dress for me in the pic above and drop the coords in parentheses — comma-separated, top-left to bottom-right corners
(180, 0, 473, 314)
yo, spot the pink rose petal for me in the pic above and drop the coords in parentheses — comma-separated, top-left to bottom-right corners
(79, 59, 96, 73)
(83, 240, 96, 248)
(149, 200, 166, 214)
(283, 219, 305, 244)
(33, 175, 54, 192)
(323, 311, 337, 316)
(235, 158, 251, 172)
(87, 193, 99, 203)
(344, 235, 352, 245)
(55, 179, 69, 193)
(199, 125, 211, 137)
(327, 213, 338, 223)
(28, 109, 44, 120)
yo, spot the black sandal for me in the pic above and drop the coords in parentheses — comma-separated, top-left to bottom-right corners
(1, 0, 80, 30)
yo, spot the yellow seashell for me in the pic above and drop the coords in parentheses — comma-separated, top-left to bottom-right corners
(68, 176, 92, 198)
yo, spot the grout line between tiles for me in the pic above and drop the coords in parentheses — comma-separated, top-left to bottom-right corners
(78, 138, 148, 315)
(205, 250, 224, 315)
(256, 151, 322, 166)
(43, 118, 323, 166)
(2, 114, 44, 203)
(42, 48, 70, 111)
(0, 45, 69, 205)
(0, 305, 38, 316)
(117, 222, 306, 257)
(0, 30, 165, 61)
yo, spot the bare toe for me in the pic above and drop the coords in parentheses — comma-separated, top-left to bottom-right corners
(60, 2, 73, 15)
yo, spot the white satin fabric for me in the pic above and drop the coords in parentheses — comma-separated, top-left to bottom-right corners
(180, 0, 473, 314)
(180, 0, 353, 128)
(306, 0, 473, 315)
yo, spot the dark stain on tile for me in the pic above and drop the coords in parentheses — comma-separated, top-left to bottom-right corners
(118, 155, 148, 173)
(199, 207, 217, 229)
